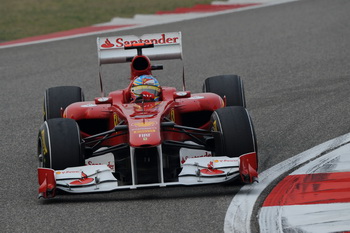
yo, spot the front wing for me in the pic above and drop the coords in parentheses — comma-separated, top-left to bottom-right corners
(38, 153, 258, 198)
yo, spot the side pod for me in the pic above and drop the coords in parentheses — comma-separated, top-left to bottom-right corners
(38, 168, 57, 199)
(239, 152, 258, 184)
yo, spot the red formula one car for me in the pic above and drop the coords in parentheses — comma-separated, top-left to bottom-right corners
(37, 32, 258, 198)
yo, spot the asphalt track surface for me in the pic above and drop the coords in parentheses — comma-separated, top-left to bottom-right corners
(1, 0, 350, 232)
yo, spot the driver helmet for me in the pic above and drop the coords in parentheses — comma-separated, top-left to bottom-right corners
(131, 75, 161, 101)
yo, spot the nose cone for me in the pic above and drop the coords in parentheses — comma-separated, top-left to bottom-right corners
(129, 120, 161, 147)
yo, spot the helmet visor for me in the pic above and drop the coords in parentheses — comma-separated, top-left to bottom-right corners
(131, 85, 160, 96)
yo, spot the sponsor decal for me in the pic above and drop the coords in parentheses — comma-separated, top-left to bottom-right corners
(69, 172, 94, 185)
(85, 152, 115, 172)
(56, 170, 80, 175)
(102, 34, 179, 49)
(132, 121, 157, 127)
(200, 161, 224, 175)
(139, 133, 151, 141)
(87, 161, 115, 171)
(133, 129, 156, 134)
(181, 152, 212, 164)
(214, 159, 237, 163)
(101, 39, 114, 48)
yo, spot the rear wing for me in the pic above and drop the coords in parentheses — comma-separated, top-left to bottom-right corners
(97, 32, 182, 65)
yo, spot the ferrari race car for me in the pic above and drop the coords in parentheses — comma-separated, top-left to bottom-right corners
(37, 32, 258, 198)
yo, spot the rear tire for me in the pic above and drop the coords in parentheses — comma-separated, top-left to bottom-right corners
(203, 75, 246, 107)
(38, 118, 84, 170)
(211, 106, 257, 158)
(44, 86, 84, 120)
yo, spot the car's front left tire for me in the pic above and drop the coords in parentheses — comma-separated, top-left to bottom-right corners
(38, 118, 84, 170)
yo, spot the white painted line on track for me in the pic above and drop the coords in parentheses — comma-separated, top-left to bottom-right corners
(224, 133, 350, 233)
(0, 0, 299, 49)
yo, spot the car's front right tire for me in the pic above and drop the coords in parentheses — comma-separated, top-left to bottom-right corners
(44, 86, 84, 120)
(203, 75, 246, 107)
(211, 106, 257, 158)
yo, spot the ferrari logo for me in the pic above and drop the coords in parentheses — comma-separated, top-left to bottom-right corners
(113, 113, 119, 126)
(170, 108, 176, 122)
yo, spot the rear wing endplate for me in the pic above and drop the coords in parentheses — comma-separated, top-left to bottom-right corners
(97, 32, 182, 65)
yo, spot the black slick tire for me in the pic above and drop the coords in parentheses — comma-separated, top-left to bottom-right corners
(203, 75, 246, 107)
(38, 118, 84, 170)
(44, 86, 84, 120)
(211, 106, 257, 158)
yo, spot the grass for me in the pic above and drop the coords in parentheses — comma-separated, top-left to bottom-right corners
(0, 0, 218, 42)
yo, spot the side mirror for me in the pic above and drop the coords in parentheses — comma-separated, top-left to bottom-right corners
(95, 97, 113, 105)
(173, 91, 191, 99)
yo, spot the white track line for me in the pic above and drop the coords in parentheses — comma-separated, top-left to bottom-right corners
(224, 133, 350, 233)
